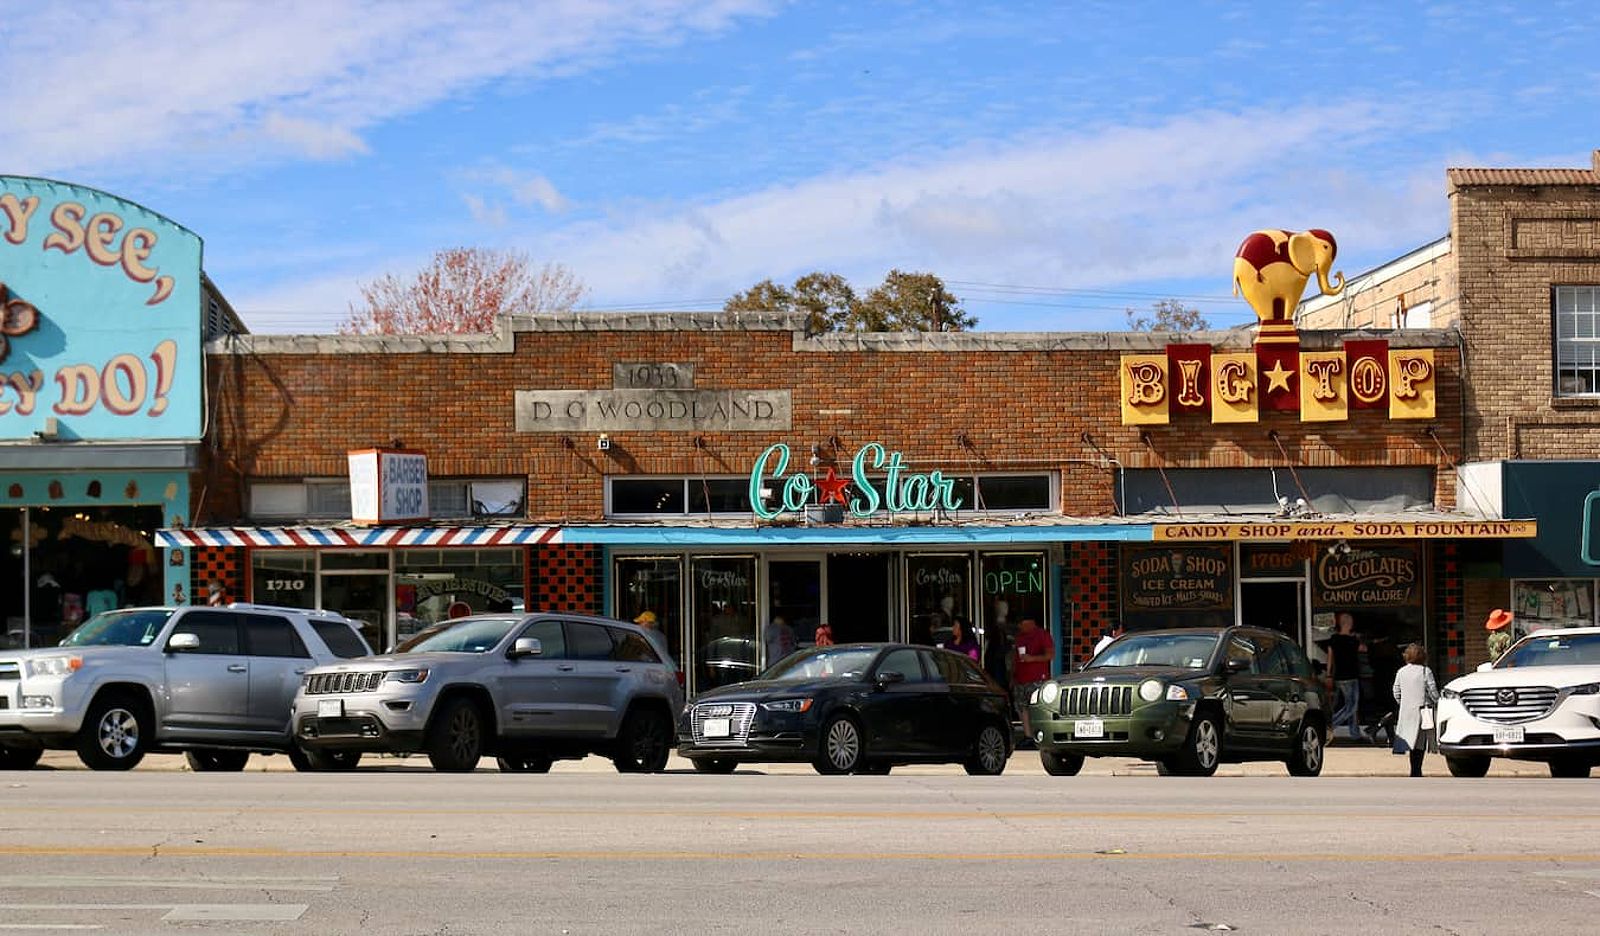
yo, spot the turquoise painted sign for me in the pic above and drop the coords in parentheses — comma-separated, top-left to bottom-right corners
(0, 177, 202, 441)
(749, 442, 962, 520)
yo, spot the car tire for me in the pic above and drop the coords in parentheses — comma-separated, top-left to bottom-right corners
(1039, 749, 1085, 777)
(426, 697, 484, 773)
(76, 692, 152, 771)
(288, 747, 363, 772)
(1166, 711, 1221, 777)
(1549, 758, 1592, 779)
(613, 707, 673, 774)
(497, 755, 554, 773)
(0, 744, 42, 770)
(1445, 755, 1491, 778)
(185, 750, 251, 772)
(964, 722, 1009, 776)
(1286, 720, 1325, 777)
(813, 714, 865, 775)
(691, 757, 738, 774)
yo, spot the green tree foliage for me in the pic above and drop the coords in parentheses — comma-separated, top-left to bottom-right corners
(724, 270, 976, 333)
(1124, 298, 1210, 333)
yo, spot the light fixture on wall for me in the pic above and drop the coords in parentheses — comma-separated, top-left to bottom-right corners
(1326, 539, 1352, 558)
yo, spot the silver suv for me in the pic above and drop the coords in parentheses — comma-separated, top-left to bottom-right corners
(292, 612, 683, 773)
(0, 604, 372, 771)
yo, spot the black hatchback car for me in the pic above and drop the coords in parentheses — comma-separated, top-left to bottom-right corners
(678, 643, 1013, 775)
(1026, 626, 1329, 777)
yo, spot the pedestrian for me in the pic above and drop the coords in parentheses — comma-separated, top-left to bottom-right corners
(813, 621, 834, 648)
(941, 615, 980, 661)
(1485, 608, 1514, 663)
(633, 610, 673, 664)
(1093, 625, 1124, 658)
(1326, 612, 1362, 742)
(983, 621, 1011, 695)
(1013, 617, 1054, 737)
(205, 579, 228, 606)
(1391, 643, 1439, 778)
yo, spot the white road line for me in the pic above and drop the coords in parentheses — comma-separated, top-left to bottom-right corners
(0, 905, 309, 922)
(0, 927, 105, 932)
(0, 875, 335, 892)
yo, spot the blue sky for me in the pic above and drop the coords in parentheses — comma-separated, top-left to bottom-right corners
(6, 1, 1597, 333)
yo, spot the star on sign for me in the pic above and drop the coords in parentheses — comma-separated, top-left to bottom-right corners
(816, 467, 850, 505)
(1263, 359, 1294, 394)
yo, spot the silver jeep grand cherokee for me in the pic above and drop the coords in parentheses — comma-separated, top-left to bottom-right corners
(292, 612, 683, 773)
(0, 604, 371, 771)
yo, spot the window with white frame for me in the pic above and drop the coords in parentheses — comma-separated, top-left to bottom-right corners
(1555, 286, 1600, 396)
(248, 479, 523, 520)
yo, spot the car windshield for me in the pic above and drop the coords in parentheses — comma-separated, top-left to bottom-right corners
(1088, 633, 1219, 670)
(60, 610, 173, 647)
(761, 647, 880, 682)
(393, 620, 465, 653)
(1497, 632, 1600, 668)
(395, 617, 520, 653)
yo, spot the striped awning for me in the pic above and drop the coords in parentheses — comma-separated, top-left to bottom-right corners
(156, 525, 563, 549)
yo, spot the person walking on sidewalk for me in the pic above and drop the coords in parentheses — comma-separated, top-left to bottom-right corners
(1327, 613, 1363, 742)
(1391, 643, 1439, 778)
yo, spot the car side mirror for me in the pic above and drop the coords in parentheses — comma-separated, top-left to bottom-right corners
(509, 637, 543, 659)
(1476, 661, 1494, 673)
(167, 632, 200, 653)
(875, 670, 906, 689)
(1224, 658, 1250, 675)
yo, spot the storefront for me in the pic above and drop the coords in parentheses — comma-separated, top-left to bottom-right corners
(0, 177, 214, 646)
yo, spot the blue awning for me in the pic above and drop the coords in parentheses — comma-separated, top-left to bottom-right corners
(559, 523, 1153, 546)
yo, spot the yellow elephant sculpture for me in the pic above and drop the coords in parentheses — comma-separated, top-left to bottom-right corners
(1232, 229, 1345, 327)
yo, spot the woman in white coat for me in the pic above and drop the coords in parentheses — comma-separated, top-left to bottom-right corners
(1391, 643, 1439, 777)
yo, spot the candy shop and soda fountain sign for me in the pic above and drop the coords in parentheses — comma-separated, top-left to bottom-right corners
(749, 442, 961, 520)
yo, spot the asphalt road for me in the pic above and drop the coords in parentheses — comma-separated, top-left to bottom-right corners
(1, 757, 1596, 935)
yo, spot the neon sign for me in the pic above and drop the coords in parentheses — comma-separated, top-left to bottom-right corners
(749, 442, 962, 520)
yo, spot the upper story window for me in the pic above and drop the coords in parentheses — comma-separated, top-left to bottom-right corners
(1556, 286, 1600, 397)
(248, 479, 524, 521)
(605, 473, 1055, 518)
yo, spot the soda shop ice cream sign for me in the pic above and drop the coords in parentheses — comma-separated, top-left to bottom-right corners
(749, 442, 961, 520)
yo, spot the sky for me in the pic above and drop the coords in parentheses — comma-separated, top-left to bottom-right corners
(4, 0, 1597, 334)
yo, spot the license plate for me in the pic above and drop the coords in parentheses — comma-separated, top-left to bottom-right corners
(1493, 725, 1525, 744)
(318, 699, 344, 718)
(702, 718, 731, 738)
(1074, 718, 1104, 739)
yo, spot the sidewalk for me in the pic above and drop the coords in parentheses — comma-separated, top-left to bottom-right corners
(30, 743, 1556, 778)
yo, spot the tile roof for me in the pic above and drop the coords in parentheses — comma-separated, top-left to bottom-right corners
(1447, 167, 1600, 187)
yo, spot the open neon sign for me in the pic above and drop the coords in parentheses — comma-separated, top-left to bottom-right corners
(749, 442, 962, 520)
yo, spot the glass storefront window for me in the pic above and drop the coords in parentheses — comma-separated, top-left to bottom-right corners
(907, 554, 972, 647)
(251, 552, 314, 609)
(396, 549, 523, 644)
(615, 556, 683, 665)
(1513, 579, 1595, 631)
(690, 556, 757, 693)
(981, 551, 1046, 652)
(2, 506, 164, 648)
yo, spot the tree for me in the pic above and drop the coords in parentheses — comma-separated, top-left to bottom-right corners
(723, 269, 975, 333)
(1124, 298, 1209, 333)
(340, 247, 587, 335)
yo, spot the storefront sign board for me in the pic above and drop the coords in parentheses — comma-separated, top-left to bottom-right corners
(1121, 545, 1233, 611)
(750, 441, 961, 520)
(1153, 519, 1535, 541)
(1313, 543, 1422, 607)
(349, 449, 429, 524)
(514, 389, 790, 432)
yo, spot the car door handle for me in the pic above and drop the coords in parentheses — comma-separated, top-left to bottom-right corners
(558, 664, 576, 672)
(227, 664, 247, 673)
(294, 668, 309, 675)
(615, 666, 632, 673)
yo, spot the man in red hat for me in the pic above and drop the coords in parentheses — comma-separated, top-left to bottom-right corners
(1485, 609, 1514, 662)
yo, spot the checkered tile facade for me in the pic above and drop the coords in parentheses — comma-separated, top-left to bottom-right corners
(189, 546, 245, 606)
(1064, 541, 1118, 666)
(1434, 542, 1465, 678)
(531, 544, 602, 614)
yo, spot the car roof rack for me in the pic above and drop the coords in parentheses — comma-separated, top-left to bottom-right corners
(222, 602, 357, 621)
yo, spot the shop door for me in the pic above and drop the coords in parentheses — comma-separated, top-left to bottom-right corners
(1239, 580, 1305, 644)
(906, 553, 972, 646)
(321, 573, 392, 653)
(766, 558, 821, 664)
(689, 556, 758, 695)
(827, 553, 891, 645)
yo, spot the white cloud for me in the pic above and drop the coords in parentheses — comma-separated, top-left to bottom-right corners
(462, 194, 508, 228)
(1, 0, 776, 178)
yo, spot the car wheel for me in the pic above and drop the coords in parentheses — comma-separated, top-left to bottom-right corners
(964, 722, 1009, 776)
(1549, 758, 1592, 779)
(613, 707, 673, 773)
(1040, 749, 1084, 777)
(1286, 721, 1325, 777)
(497, 755, 554, 773)
(76, 693, 151, 771)
(1445, 755, 1491, 778)
(813, 714, 864, 775)
(1166, 712, 1221, 777)
(185, 750, 251, 772)
(426, 697, 484, 773)
(0, 744, 42, 770)
(691, 757, 738, 774)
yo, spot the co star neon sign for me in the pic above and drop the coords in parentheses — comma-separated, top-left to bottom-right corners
(749, 442, 962, 520)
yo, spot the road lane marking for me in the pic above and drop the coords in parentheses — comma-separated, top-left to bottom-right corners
(0, 927, 104, 931)
(0, 875, 336, 892)
(0, 905, 307, 923)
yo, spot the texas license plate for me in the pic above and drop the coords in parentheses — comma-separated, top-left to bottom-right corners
(1493, 725, 1525, 744)
(318, 699, 344, 718)
(702, 718, 731, 738)
(1074, 718, 1104, 739)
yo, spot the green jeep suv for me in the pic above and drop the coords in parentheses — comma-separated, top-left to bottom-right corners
(1026, 626, 1328, 777)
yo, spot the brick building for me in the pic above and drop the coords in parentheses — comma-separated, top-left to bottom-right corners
(1301, 151, 1600, 664)
(157, 310, 1519, 697)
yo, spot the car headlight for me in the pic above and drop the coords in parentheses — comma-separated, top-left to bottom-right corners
(761, 698, 812, 713)
(385, 668, 430, 684)
(1138, 679, 1164, 703)
(1440, 686, 1460, 700)
(1040, 682, 1061, 704)
(1166, 685, 1191, 701)
(1566, 683, 1600, 696)
(25, 655, 81, 678)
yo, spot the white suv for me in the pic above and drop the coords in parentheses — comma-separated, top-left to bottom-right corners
(1437, 626, 1600, 778)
